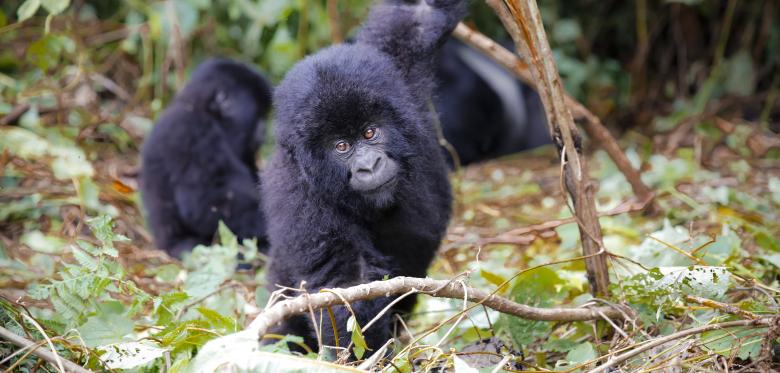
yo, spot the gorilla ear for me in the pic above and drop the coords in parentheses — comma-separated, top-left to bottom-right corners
(208, 89, 229, 117)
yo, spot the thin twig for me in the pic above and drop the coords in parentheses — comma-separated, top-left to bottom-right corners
(587, 318, 776, 373)
(684, 295, 760, 320)
(0, 326, 93, 373)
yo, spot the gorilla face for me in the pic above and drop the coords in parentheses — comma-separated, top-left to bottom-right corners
(332, 125, 400, 198)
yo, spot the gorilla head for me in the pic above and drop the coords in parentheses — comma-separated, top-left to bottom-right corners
(178, 58, 271, 163)
(273, 45, 427, 208)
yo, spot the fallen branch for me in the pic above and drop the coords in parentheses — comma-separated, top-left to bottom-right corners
(453, 22, 655, 210)
(0, 326, 93, 373)
(586, 318, 776, 373)
(249, 276, 628, 338)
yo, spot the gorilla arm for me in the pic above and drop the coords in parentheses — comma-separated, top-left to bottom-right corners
(172, 126, 265, 245)
(356, 0, 466, 101)
(267, 211, 396, 351)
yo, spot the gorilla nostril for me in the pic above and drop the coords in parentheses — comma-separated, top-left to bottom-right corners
(371, 156, 383, 172)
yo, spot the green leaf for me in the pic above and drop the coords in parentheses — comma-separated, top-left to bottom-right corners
(184, 262, 230, 298)
(552, 19, 582, 44)
(502, 267, 564, 346)
(98, 341, 166, 370)
(40, 0, 69, 15)
(78, 313, 134, 347)
(86, 215, 116, 246)
(72, 247, 98, 271)
(564, 342, 597, 365)
(347, 315, 368, 359)
(703, 326, 765, 360)
(192, 331, 360, 372)
(218, 220, 238, 249)
(198, 307, 239, 333)
(27, 284, 50, 300)
(17, 0, 41, 21)
(453, 355, 479, 373)
(480, 269, 507, 289)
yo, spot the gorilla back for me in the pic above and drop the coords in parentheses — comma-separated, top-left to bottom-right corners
(140, 58, 272, 258)
(263, 0, 463, 355)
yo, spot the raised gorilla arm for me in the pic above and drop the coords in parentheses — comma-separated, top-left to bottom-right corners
(357, 0, 466, 102)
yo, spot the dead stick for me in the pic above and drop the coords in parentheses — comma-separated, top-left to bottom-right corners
(0, 326, 93, 373)
(684, 295, 760, 320)
(249, 276, 628, 338)
(0, 104, 31, 126)
(453, 23, 655, 208)
(486, 0, 610, 296)
(587, 318, 776, 373)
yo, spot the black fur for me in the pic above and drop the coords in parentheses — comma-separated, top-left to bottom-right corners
(263, 0, 463, 355)
(140, 58, 272, 258)
(435, 39, 550, 165)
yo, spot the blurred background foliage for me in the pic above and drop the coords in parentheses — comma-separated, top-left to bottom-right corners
(1, 0, 777, 128)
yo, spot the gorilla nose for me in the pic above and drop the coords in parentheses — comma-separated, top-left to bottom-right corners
(355, 155, 383, 175)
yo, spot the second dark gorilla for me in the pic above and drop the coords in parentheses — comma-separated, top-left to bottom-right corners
(263, 0, 463, 354)
(435, 38, 550, 166)
(140, 58, 272, 258)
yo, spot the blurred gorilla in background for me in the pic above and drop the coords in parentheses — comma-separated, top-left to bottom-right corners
(263, 0, 463, 355)
(435, 38, 550, 166)
(140, 58, 272, 258)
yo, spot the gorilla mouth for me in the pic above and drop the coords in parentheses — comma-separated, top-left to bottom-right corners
(362, 176, 398, 194)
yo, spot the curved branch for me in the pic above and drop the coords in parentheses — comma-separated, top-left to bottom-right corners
(248, 276, 630, 337)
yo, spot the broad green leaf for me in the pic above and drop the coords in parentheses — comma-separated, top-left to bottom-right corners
(723, 50, 755, 96)
(502, 267, 565, 346)
(78, 313, 134, 347)
(702, 326, 765, 360)
(191, 331, 363, 372)
(21, 231, 64, 253)
(198, 307, 239, 332)
(480, 269, 507, 289)
(218, 220, 238, 249)
(41, 0, 69, 15)
(564, 342, 597, 365)
(552, 19, 582, 44)
(17, 0, 41, 21)
(184, 261, 230, 298)
(347, 315, 368, 359)
(453, 355, 479, 373)
(769, 177, 780, 206)
(99, 341, 166, 370)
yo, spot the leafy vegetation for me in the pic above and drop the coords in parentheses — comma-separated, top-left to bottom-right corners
(1, 0, 779, 372)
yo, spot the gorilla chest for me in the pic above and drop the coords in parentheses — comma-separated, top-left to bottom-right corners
(369, 213, 441, 277)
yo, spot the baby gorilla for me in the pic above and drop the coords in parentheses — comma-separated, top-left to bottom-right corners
(263, 0, 464, 356)
(140, 58, 272, 258)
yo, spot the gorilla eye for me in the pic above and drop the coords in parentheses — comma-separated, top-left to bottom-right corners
(363, 127, 377, 140)
(335, 141, 350, 153)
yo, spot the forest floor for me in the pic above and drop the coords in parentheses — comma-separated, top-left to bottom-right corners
(2, 117, 780, 371)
